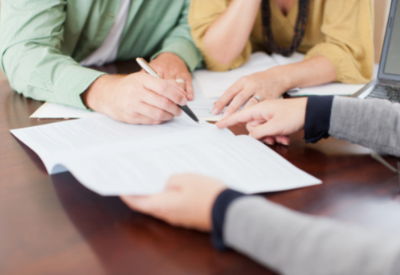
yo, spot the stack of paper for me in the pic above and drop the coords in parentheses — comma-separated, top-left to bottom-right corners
(11, 116, 321, 195)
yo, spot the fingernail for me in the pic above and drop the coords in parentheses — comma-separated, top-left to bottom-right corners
(222, 112, 230, 118)
(180, 98, 187, 106)
(266, 140, 274, 145)
(281, 141, 289, 146)
(212, 107, 220, 115)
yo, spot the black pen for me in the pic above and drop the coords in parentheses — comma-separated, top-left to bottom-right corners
(136, 57, 199, 123)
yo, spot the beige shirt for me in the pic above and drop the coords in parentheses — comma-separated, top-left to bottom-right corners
(189, 0, 374, 84)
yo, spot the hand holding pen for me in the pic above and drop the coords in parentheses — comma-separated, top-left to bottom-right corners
(137, 57, 199, 123)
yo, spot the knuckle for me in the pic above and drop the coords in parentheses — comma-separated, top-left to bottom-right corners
(235, 93, 248, 102)
(159, 81, 169, 94)
(154, 110, 170, 121)
(159, 97, 171, 110)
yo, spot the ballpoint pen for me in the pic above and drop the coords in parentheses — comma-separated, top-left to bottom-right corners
(136, 57, 199, 123)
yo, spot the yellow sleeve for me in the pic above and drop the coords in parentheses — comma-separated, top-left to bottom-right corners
(304, 0, 374, 84)
(188, 0, 252, 71)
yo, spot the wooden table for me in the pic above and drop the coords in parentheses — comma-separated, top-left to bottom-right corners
(2, 61, 400, 275)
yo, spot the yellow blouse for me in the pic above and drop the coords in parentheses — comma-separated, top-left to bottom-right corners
(189, 0, 374, 84)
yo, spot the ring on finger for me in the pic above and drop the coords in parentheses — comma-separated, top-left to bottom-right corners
(175, 78, 185, 84)
(252, 95, 261, 102)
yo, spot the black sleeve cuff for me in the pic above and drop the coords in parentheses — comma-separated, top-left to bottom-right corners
(211, 189, 246, 250)
(304, 96, 334, 143)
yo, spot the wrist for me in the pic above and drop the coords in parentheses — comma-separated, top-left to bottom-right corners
(81, 74, 121, 113)
(211, 189, 246, 250)
(274, 65, 295, 91)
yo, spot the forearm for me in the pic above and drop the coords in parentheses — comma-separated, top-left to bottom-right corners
(203, 0, 261, 65)
(282, 56, 337, 91)
(329, 97, 400, 157)
(223, 196, 400, 275)
(0, 0, 105, 109)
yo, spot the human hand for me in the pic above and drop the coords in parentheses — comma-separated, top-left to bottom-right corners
(149, 52, 194, 101)
(212, 66, 291, 117)
(120, 174, 227, 231)
(82, 72, 187, 125)
(216, 98, 308, 145)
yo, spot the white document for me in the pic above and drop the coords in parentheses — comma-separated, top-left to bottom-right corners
(193, 52, 278, 99)
(187, 80, 221, 121)
(11, 116, 321, 196)
(30, 102, 105, 119)
(287, 83, 365, 97)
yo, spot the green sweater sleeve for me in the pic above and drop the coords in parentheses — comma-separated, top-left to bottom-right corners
(151, 0, 203, 72)
(0, 0, 105, 110)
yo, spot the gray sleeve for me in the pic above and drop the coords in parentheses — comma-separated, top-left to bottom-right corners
(224, 196, 400, 275)
(329, 97, 400, 157)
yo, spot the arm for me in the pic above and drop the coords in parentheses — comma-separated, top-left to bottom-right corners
(219, 193, 400, 275)
(212, 0, 374, 115)
(213, 55, 336, 116)
(216, 96, 400, 156)
(329, 97, 400, 156)
(0, 0, 105, 110)
(203, 0, 261, 65)
(0, 0, 187, 124)
(304, 0, 374, 84)
(121, 174, 400, 275)
(188, 0, 256, 71)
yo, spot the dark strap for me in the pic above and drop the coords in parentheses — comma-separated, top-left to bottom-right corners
(261, 0, 310, 57)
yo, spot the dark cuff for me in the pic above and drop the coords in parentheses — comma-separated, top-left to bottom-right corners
(304, 96, 334, 143)
(211, 189, 246, 250)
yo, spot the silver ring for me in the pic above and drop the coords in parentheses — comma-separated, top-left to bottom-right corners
(252, 95, 261, 102)
(175, 78, 185, 84)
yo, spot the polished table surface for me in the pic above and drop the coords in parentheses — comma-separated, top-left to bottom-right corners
(2, 60, 400, 275)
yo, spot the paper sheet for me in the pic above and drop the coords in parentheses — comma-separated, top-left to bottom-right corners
(30, 102, 105, 119)
(193, 52, 278, 99)
(11, 116, 321, 195)
(63, 135, 321, 195)
(287, 83, 365, 97)
(287, 65, 380, 97)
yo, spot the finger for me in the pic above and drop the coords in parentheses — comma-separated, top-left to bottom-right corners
(249, 119, 282, 140)
(276, 136, 290, 146)
(136, 102, 175, 122)
(184, 75, 194, 101)
(166, 79, 186, 97)
(223, 89, 255, 117)
(246, 119, 264, 133)
(243, 97, 259, 109)
(120, 195, 166, 216)
(142, 74, 187, 106)
(173, 80, 186, 92)
(261, 137, 276, 145)
(123, 113, 163, 125)
(212, 81, 245, 115)
(216, 103, 266, 129)
(148, 62, 166, 78)
(141, 89, 182, 117)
